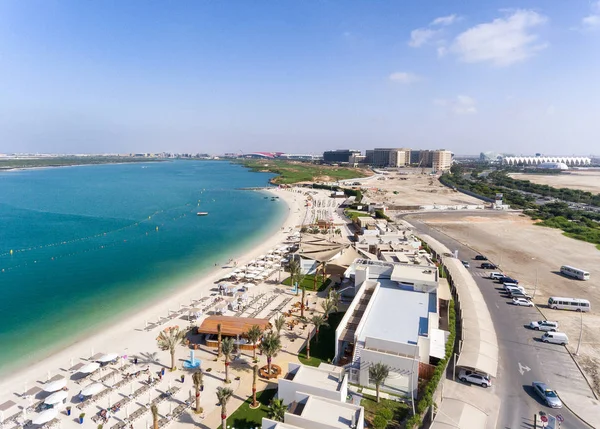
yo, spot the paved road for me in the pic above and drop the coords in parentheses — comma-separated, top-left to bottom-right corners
(407, 217, 594, 429)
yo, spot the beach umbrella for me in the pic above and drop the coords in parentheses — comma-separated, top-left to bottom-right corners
(32, 409, 58, 425)
(79, 362, 100, 374)
(81, 383, 104, 397)
(43, 378, 67, 392)
(97, 353, 118, 363)
(44, 390, 68, 405)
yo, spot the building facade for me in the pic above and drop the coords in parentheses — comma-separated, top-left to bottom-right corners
(432, 150, 453, 171)
(368, 148, 411, 167)
(323, 150, 362, 164)
(502, 156, 591, 166)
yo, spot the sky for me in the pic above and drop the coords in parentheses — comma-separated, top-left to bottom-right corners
(1, 1, 599, 156)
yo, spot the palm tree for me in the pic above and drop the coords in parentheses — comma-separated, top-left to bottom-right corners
(217, 323, 223, 358)
(335, 228, 342, 236)
(216, 386, 234, 429)
(267, 398, 287, 422)
(221, 337, 235, 383)
(150, 404, 159, 429)
(321, 261, 327, 287)
(310, 315, 328, 342)
(305, 328, 311, 360)
(369, 363, 390, 403)
(156, 326, 186, 370)
(301, 286, 306, 318)
(320, 297, 337, 320)
(259, 331, 282, 376)
(329, 290, 341, 309)
(288, 258, 301, 295)
(192, 371, 203, 414)
(252, 365, 258, 408)
(273, 315, 286, 338)
(246, 325, 263, 361)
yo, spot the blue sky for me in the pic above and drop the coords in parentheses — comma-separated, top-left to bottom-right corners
(1, 1, 599, 155)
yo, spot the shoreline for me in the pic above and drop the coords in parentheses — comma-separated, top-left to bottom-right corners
(0, 187, 305, 394)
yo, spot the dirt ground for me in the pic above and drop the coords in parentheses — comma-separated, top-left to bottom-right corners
(414, 211, 600, 394)
(509, 170, 600, 194)
(359, 168, 482, 206)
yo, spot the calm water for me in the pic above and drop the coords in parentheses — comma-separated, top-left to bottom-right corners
(0, 161, 284, 374)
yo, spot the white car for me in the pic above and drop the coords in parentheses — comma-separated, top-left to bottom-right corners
(512, 297, 534, 307)
(458, 369, 492, 388)
(529, 320, 558, 331)
(489, 272, 504, 280)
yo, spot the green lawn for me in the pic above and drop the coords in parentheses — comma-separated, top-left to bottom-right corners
(344, 209, 372, 221)
(238, 159, 370, 184)
(361, 394, 410, 429)
(226, 388, 277, 429)
(282, 274, 331, 292)
(298, 312, 344, 366)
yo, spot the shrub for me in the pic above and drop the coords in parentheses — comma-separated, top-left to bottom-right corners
(378, 408, 393, 420)
(372, 415, 388, 429)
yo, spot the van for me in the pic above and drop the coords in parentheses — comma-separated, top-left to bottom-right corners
(541, 332, 569, 346)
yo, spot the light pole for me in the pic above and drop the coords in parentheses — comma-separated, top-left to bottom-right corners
(576, 310, 584, 356)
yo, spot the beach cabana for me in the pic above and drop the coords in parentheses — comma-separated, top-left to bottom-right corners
(81, 383, 104, 397)
(43, 378, 67, 393)
(44, 390, 68, 406)
(32, 409, 58, 425)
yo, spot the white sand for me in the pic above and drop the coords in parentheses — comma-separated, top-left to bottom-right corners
(0, 187, 308, 419)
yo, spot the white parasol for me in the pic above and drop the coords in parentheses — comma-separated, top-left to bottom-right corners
(79, 362, 100, 374)
(81, 383, 104, 396)
(44, 390, 68, 405)
(97, 353, 119, 363)
(43, 378, 67, 392)
(32, 408, 58, 425)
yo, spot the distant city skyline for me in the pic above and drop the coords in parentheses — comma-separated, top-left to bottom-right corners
(1, 1, 599, 155)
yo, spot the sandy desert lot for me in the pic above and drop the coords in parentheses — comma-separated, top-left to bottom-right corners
(358, 169, 483, 206)
(411, 211, 600, 394)
(509, 170, 600, 194)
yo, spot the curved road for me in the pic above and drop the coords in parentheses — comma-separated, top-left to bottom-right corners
(406, 216, 594, 429)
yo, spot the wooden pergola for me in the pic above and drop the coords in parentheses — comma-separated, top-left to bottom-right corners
(197, 316, 271, 337)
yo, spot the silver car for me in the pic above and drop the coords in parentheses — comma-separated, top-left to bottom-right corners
(532, 381, 562, 408)
(529, 320, 558, 331)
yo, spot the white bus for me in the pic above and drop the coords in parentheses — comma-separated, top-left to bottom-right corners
(560, 265, 590, 281)
(548, 297, 591, 312)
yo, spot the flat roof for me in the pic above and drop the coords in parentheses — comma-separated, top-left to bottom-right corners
(293, 364, 343, 392)
(358, 280, 430, 345)
(390, 264, 437, 284)
(197, 316, 271, 336)
(300, 395, 361, 429)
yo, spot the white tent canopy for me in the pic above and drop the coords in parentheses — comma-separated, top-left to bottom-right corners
(43, 378, 67, 392)
(44, 390, 68, 405)
(81, 383, 104, 397)
(32, 408, 58, 425)
(97, 353, 118, 363)
(78, 362, 100, 374)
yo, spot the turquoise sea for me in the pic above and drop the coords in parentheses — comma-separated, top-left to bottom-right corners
(0, 161, 284, 375)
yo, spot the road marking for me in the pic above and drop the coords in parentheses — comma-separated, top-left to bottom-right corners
(518, 362, 531, 375)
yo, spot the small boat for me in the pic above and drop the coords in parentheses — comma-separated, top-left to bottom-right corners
(197, 212, 209, 216)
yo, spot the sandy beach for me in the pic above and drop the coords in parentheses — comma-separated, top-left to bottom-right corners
(0, 186, 309, 426)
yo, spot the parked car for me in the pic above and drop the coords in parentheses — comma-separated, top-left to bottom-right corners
(512, 297, 534, 307)
(481, 262, 497, 269)
(461, 260, 470, 268)
(498, 276, 519, 284)
(509, 290, 532, 300)
(529, 320, 558, 331)
(532, 382, 563, 408)
(489, 272, 504, 280)
(458, 369, 492, 388)
(475, 255, 488, 260)
(541, 332, 569, 345)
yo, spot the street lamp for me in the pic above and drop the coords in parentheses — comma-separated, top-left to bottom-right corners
(576, 310, 584, 356)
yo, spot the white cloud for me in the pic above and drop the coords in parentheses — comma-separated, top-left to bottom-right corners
(437, 46, 448, 57)
(408, 14, 459, 47)
(408, 28, 440, 47)
(431, 14, 459, 26)
(389, 72, 422, 84)
(434, 95, 477, 114)
(450, 10, 548, 66)
(582, 1, 600, 29)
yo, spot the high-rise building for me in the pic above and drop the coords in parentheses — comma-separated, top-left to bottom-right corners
(432, 150, 453, 171)
(369, 148, 411, 167)
(410, 150, 421, 165)
(419, 150, 433, 167)
(323, 149, 362, 164)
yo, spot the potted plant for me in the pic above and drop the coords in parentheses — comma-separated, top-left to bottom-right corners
(98, 425, 103, 429)
(66, 406, 72, 416)
(79, 413, 85, 424)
